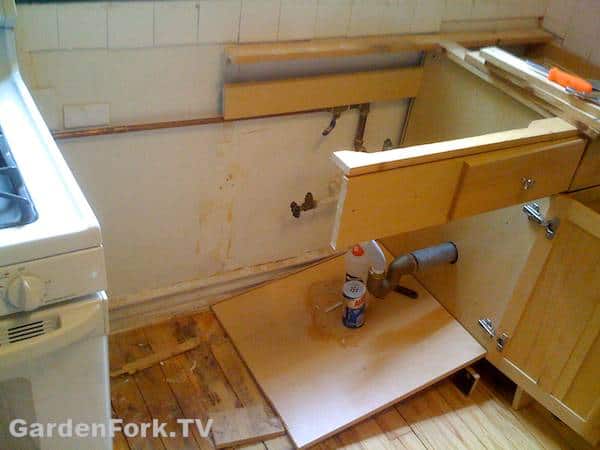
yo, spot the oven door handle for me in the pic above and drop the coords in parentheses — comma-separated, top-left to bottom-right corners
(0, 301, 103, 369)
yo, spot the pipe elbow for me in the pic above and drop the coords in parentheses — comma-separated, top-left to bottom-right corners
(366, 242, 458, 299)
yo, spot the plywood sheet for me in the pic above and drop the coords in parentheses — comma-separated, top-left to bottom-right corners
(213, 253, 485, 448)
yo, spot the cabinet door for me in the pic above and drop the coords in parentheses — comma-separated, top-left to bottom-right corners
(487, 195, 600, 445)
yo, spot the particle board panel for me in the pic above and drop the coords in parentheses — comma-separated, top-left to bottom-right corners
(223, 67, 422, 120)
(212, 252, 486, 449)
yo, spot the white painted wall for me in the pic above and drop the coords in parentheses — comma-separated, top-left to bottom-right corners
(12, 0, 598, 299)
(59, 103, 407, 296)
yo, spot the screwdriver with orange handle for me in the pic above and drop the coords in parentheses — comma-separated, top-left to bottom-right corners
(526, 60, 596, 93)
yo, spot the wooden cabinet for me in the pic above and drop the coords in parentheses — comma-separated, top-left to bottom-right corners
(486, 191, 600, 445)
(331, 130, 584, 249)
(450, 138, 583, 219)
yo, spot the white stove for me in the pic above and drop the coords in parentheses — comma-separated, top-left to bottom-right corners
(0, 2, 112, 448)
(0, 0, 105, 315)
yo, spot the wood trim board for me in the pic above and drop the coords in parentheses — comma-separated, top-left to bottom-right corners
(226, 29, 553, 64)
(332, 117, 577, 177)
(223, 67, 423, 120)
(213, 251, 485, 448)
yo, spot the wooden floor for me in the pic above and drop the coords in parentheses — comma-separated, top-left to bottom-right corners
(109, 311, 594, 450)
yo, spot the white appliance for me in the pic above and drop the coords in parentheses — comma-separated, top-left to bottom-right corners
(0, 0, 112, 448)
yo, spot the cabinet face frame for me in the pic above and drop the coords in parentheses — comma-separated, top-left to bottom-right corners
(330, 121, 584, 249)
(486, 195, 600, 445)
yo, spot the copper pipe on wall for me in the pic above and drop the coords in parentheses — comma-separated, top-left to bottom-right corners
(52, 116, 225, 140)
(52, 107, 335, 140)
(353, 103, 370, 151)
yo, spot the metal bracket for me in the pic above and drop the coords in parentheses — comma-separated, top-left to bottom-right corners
(496, 332, 510, 352)
(478, 318, 496, 338)
(522, 203, 560, 240)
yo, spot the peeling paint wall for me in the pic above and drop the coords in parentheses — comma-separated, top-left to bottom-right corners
(15, 0, 599, 300)
(58, 103, 408, 297)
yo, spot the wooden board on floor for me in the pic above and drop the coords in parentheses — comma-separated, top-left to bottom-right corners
(223, 67, 422, 120)
(213, 252, 485, 448)
(211, 406, 286, 448)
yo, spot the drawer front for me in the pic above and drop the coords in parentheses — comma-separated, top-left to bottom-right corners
(451, 138, 585, 219)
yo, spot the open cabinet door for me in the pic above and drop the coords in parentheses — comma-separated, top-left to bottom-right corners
(486, 194, 600, 445)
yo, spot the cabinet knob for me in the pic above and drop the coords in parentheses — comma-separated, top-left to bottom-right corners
(521, 177, 536, 190)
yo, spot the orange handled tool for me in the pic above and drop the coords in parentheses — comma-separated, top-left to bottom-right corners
(548, 67, 593, 93)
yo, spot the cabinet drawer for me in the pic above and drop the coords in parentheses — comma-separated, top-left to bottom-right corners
(451, 138, 585, 219)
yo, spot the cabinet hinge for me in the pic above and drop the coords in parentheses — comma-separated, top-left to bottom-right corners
(522, 203, 560, 239)
(496, 332, 510, 352)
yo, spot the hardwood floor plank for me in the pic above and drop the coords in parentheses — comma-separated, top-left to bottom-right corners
(144, 321, 216, 450)
(112, 406, 132, 450)
(117, 328, 200, 450)
(238, 443, 268, 450)
(186, 342, 242, 412)
(394, 433, 428, 450)
(337, 426, 369, 450)
(210, 339, 280, 421)
(436, 380, 515, 449)
(372, 408, 426, 450)
(468, 382, 544, 449)
(210, 405, 286, 448)
(111, 333, 165, 450)
(189, 312, 228, 342)
(373, 408, 413, 441)
(476, 368, 579, 450)
(111, 376, 165, 450)
(353, 419, 398, 450)
(264, 434, 295, 450)
(396, 387, 478, 450)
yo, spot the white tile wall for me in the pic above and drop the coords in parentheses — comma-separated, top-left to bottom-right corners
(155, 1, 198, 46)
(347, 0, 382, 36)
(278, 0, 318, 41)
(18, 4, 59, 51)
(239, 0, 281, 42)
(412, 0, 443, 33)
(471, 0, 498, 20)
(315, 0, 351, 38)
(198, 0, 242, 44)
(380, 0, 415, 35)
(108, 2, 154, 48)
(15, 0, 594, 52)
(443, 0, 472, 22)
(57, 2, 107, 49)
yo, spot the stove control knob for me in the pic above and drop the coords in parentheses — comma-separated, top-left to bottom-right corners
(6, 275, 45, 311)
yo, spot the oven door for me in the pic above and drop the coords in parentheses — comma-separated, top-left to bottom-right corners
(0, 293, 111, 450)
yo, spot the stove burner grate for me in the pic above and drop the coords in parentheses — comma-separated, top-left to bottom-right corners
(0, 132, 38, 229)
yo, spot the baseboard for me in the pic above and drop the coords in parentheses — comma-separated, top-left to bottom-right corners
(109, 248, 339, 334)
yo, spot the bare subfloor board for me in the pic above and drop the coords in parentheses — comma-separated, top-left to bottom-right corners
(109, 312, 589, 450)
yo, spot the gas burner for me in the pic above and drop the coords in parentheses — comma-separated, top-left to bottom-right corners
(0, 132, 37, 229)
